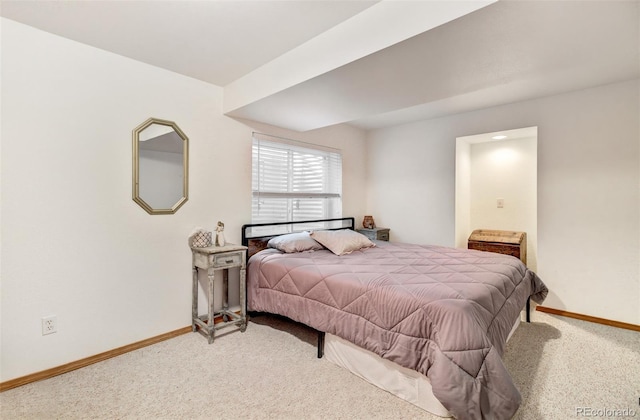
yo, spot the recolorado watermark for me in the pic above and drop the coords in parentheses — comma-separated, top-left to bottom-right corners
(576, 407, 637, 417)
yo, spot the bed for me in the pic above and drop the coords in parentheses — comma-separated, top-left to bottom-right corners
(241, 218, 548, 419)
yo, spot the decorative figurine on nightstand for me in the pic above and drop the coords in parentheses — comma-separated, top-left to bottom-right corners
(215, 221, 226, 246)
(362, 215, 376, 229)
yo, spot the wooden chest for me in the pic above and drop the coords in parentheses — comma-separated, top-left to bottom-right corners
(468, 229, 527, 265)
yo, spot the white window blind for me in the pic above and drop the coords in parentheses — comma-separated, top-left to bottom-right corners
(252, 133, 342, 223)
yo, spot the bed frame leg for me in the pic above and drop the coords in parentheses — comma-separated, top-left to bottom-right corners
(526, 298, 531, 323)
(317, 331, 325, 358)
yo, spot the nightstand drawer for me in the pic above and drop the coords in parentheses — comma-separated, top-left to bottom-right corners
(376, 231, 389, 241)
(212, 252, 242, 268)
(357, 228, 390, 241)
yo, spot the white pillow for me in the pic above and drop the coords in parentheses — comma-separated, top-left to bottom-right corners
(310, 229, 375, 256)
(267, 231, 324, 253)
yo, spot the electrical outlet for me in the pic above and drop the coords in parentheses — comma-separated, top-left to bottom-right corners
(42, 315, 57, 335)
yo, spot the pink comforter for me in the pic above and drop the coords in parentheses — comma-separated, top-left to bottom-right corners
(247, 241, 548, 419)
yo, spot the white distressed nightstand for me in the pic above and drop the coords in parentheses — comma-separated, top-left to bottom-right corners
(191, 243, 248, 343)
(357, 227, 390, 241)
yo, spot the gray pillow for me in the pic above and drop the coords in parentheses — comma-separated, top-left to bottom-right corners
(267, 231, 324, 253)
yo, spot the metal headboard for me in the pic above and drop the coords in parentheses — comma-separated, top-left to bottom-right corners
(241, 217, 355, 257)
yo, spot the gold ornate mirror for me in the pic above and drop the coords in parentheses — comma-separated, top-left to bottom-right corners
(132, 118, 189, 214)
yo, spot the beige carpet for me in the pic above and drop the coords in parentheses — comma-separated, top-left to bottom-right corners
(1, 311, 639, 419)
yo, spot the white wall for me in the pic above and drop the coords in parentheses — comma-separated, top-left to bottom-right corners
(367, 79, 640, 325)
(468, 137, 538, 271)
(366, 121, 456, 245)
(0, 19, 367, 381)
(454, 140, 471, 249)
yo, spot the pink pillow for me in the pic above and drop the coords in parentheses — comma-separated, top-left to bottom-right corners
(310, 229, 375, 256)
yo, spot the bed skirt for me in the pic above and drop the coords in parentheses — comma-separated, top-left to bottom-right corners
(323, 315, 523, 417)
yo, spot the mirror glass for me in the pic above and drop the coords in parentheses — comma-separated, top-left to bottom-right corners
(133, 118, 188, 214)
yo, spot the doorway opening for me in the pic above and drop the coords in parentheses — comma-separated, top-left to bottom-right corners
(455, 127, 538, 271)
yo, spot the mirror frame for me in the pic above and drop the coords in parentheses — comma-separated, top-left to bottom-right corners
(132, 117, 189, 215)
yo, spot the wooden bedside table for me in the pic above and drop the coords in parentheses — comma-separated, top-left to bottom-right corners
(191, 243, 248, 343)
(357, 227, 390, 241)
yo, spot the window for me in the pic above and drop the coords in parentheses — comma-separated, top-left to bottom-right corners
(252, 133, 342, 223)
